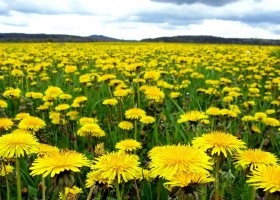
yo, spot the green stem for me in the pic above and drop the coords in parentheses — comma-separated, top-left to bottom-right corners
(3, 164, 11, 200)
(42, 176, 46, 200)
(201, 184, 207, 200)
(251, 186, 256, 200)
(214, 155, 220, 200)
(114, 181, 122, 200)
(134, 179, 141, 200)
(15, 158, 22, 200)
(86, 184, 95, 200)
(134, 120, 138, 140)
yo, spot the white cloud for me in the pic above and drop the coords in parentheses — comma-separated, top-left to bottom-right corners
(0, 0, 279, 40)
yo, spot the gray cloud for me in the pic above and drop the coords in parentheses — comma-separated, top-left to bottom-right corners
(151, 0, 239, 7)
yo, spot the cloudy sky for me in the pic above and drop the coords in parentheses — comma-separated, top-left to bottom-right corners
(0, 0, 280, 40)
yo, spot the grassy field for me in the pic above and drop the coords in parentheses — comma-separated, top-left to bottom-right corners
(0, 42, 279, 200)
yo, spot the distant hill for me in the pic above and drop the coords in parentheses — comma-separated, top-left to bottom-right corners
(141, 35, 280, 45)
(0, 33, 121, 42)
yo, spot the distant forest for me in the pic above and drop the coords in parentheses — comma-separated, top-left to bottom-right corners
(0, 33, 280, 45)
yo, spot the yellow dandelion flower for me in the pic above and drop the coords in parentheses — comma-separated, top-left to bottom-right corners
(59, 93, 72, 100)
(18, 116, 46, 131)
(192, 131, 246, 157)
(164, 171, 214, 190)
(0, 118, 14, 131)
(102, 98, 118, 106)
(79, 117, 98, 125)
(140, 116, 155, 124)
(25, 92, 43, 99)
(0, 131, 39, 158)
(235, 149, 278, 170)
(66, 110, 79, 121)
(169, 92, 181, 99)
(118, 121, 134, 130)
(113, 89, 132, 98)
(262, 117, 280, 127)
(55, 104, 70, 111)
(125, 108, 146, 120)
(77, 123, 105, 137)
(38, 143, 60, 156)
(30, 150, 91, 177)
(59, 186, 82, 200)
(94, 142, 105, 157)
(251, 125, 261, 133)
(143, 86, 165, 102)
(148, 144, 213, 180)
(0, 99, 8, 108)
(14, 112, 30, 121)
(85, 170, 112, 188)
(177, 110, 208, 123)
(3, 88, 21, 98)
(115, 139, 142, 152)
(0, 164, 14, 176)
(44, 86, 63, 101)
(90, 151, 142, 183)
(253, 112, 267, 121)
(143, 71, 161, 80)
(206, 107, 222, 116)
(247, 165, 280, 193)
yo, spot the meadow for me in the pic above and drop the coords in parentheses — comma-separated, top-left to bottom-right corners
(0, 42, 279, 200)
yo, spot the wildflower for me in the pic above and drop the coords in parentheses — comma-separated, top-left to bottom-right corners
(38, 143, 60, 156)
(143, 86, 165, 102)
(59, 93, 72, 100)
(0, 118, 14, 131)
(59, 186, 82, 200)
(44, 86, 63, 101)
(113, 89, 132, 98)
(94, 143, 105, 157)
(235, 149, 278, 170)
(3, 88, 21, 98)
(66, 110, 79, 121)
(0, 164, 14, 176)
(0, 131, 39, 158)
(253, 112, 267, 121)
(148, 144, 213, 180)
(77, 123, 105, 137)
(247, 165, 280, 193)
(115, 139, 142, 152)
(251, 125, 261, 133)
(64, 65, 77, 73)
(192, 131, 246, 157)
(125, 108, 146, 120)
(206, 107, 222, 116)
(79, 117, 98, 125)
(102, 98, 118, 106)
(14, 112, 30, 121)
(85, 170, 112, 187)
(90, 151, 142, 183)
(118, 121, 134, 130)
(143, 71, 161, 80)
(0, 99, 8, 108)
(164, 171, 214, 190)
(177, 110, 208, 123)
(55, 104, 70, 111)
(140, 116, 155, 124)
(30, 150, 91, 177)
(25, 92, 43, 99)
(49, 111, 64, 125)
(18, 116, 46, 131)
(169, 92, 181, 99)
(262, 117, 280, 127)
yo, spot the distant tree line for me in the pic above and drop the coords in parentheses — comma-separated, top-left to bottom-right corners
(141, 35, 280, 45)
(0, 33, 280, 45)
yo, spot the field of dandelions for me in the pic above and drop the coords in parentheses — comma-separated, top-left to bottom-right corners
(0, 42, 280, 200)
